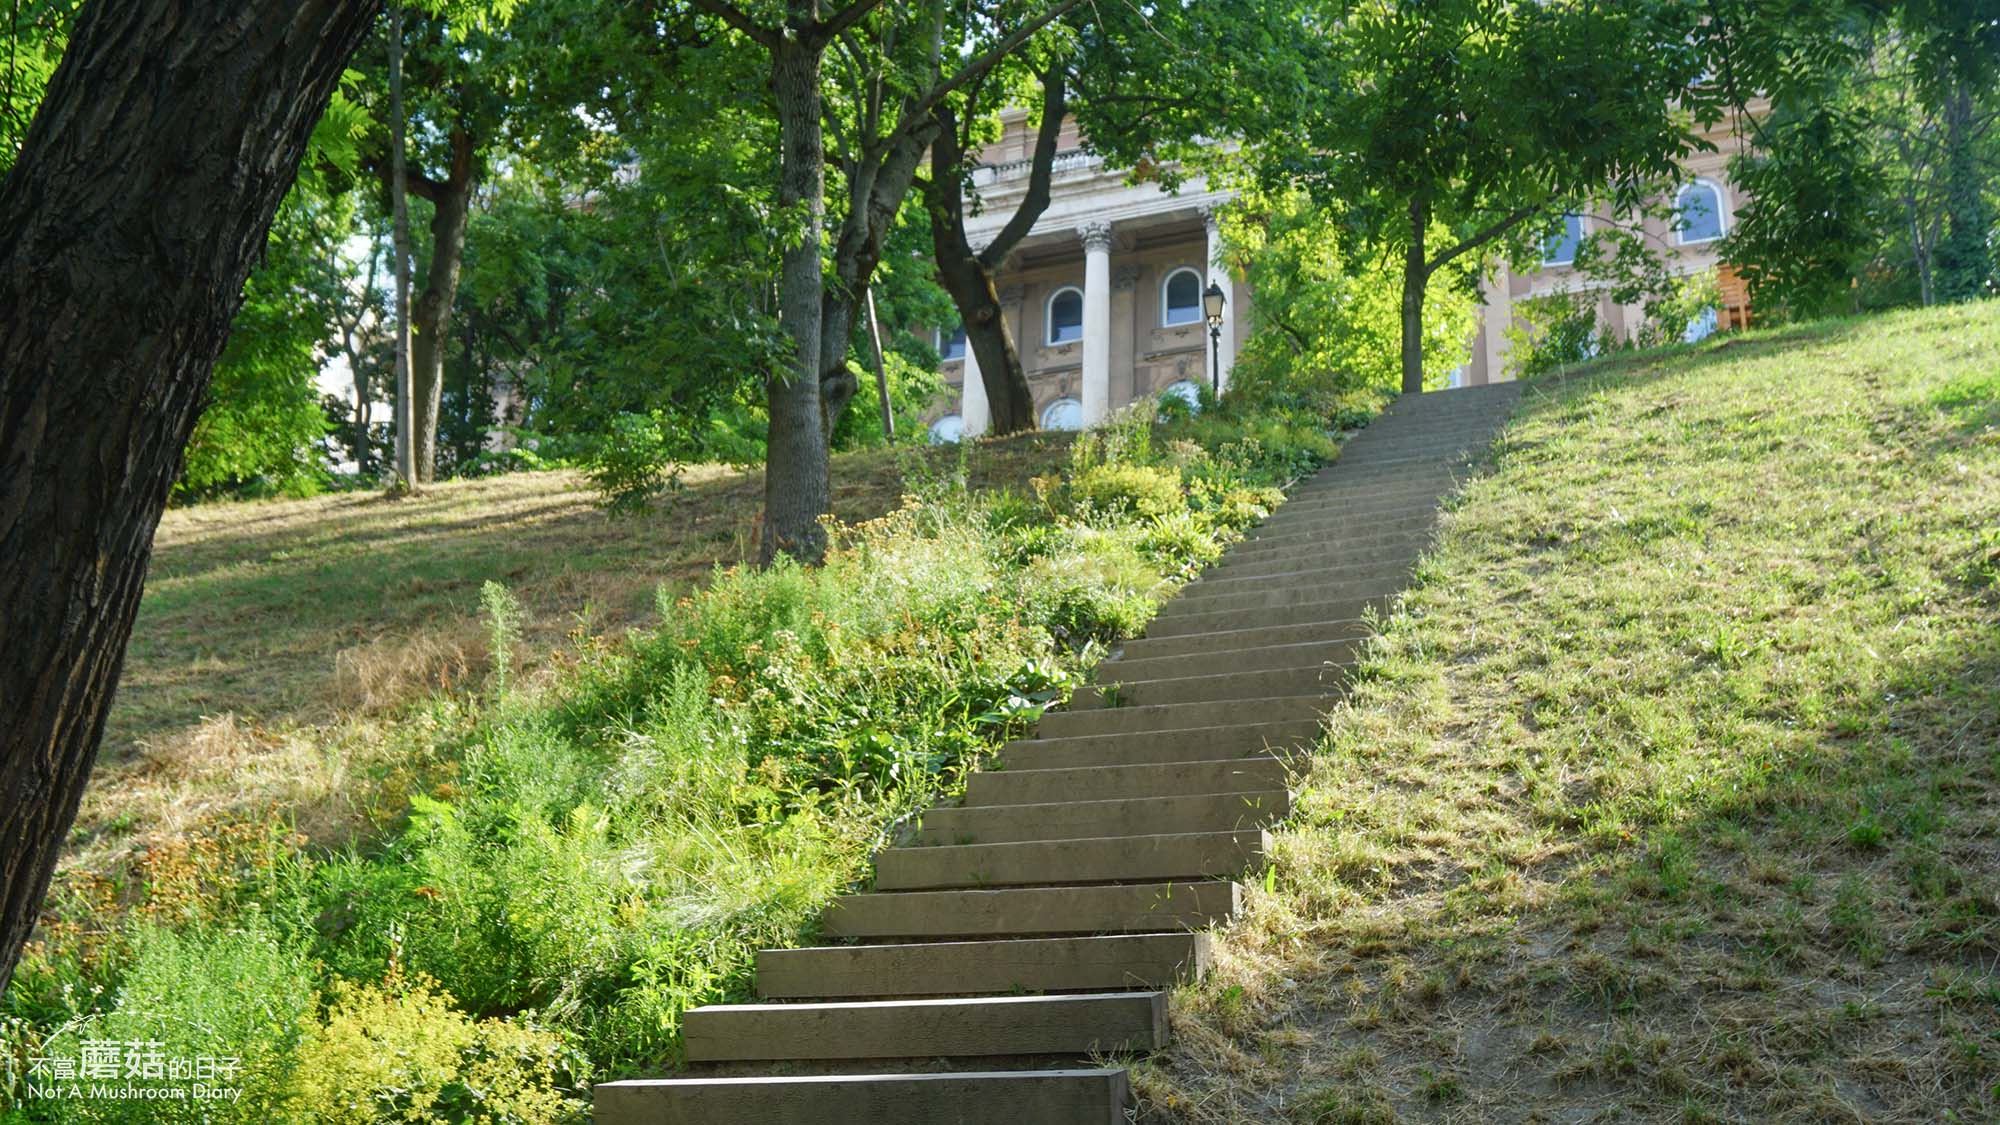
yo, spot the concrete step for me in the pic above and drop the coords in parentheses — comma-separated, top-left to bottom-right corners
(818, 880, 1242, 938)
(1138, 597, 1391, 641)
(1178, 555, 1413, 598)
(1245, 511, 1438, 548)
(1336, 435, 1502, 461)
(1034, 693, 1333, 737)
(1202, 541, 1426, 581)
(1253, 494, 1448, 532)
(1280, 476, 1464, 510)
(1103, 638, 1361, 684)
(1229, 521, 1438, 559)
(1152, 574, 1405, 619)
(681, 991, 1170, 1061)
(756, 933, 1211, 998)
(594, 1070, 1131, 1125)
(1304, 455, 1481, 481)
(1118, 622, 1370, 662)
(966, 756, 1291, 806)
(873, 829, 1268, 890)
(995, 722, 1319, 769)
(913, 790, 1291, 846)
(1272, 473, 1458, 504)
(1256, 490, 1448, 524)
(1076, 664, 1340, 709)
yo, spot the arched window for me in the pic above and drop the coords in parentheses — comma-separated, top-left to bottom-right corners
(1675, 181, 1726, 244)
(937, 323, 966, 361)
(1542, 213, 1585, 266)
(1046, 286, 1084, 345)
(1161, 268, 1204, 326)
(928, 414, 964, 444)
(1160, 380, 1202, 414)
(1040, 397, 1083, 431)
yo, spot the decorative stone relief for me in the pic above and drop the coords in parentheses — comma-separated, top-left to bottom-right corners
(1077, 221, 1114, 252)
(1113, 264, 1140, 292)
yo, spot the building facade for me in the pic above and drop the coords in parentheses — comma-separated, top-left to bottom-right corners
(929, 109, 1755, 432)
(927, 110, 1250, 442)
(1462, 111, 1757, 384)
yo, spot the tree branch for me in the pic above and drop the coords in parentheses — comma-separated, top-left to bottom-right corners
(886, 0, 1081, 150)
(979, 65, 1068, 270)
(1426, 206, 1541, 277)
(689, 0, 778, 49)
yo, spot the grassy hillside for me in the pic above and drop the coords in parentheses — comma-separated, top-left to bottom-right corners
(1142, 304, 2000, 1122)
(76, 438, 1070, 874)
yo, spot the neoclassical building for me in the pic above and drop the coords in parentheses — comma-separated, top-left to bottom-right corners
(927, 109, 1249, 442)
(928, 109, 1755, 428)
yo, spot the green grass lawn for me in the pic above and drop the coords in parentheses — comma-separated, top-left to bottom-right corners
(1141, 305, 2000, 1123)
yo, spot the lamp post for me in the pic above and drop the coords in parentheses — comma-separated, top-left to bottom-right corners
(1203, 280, 1226, 398)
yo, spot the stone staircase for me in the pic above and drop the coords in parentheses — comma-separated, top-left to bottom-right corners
(594, 384, 1520, 1124)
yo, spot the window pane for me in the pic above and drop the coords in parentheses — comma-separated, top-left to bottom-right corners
(1678, 185, 1723, 242)
(940, 324, 966, 361)
(1543, 214, 1583, 265)
(1049, 290, 1083, 343)
(1164, 270, 1202, 325)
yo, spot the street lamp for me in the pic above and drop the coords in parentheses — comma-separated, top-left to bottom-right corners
(1202, 280, 1226, 397)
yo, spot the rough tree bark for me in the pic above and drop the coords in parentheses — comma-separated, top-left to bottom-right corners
(762, 30, 834, 564)
(0, 0, 383, 998)
(924, 68, 1068, 434)
(1399, 201, 1432, 395)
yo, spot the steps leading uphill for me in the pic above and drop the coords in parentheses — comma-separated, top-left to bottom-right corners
(594, 384, 1519, 1123)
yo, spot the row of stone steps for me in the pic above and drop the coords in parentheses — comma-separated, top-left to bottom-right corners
(593, 382, 1520, 1122)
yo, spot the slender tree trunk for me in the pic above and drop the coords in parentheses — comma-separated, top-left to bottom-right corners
(1400, 201, 1430, 395)
(389, 1, 416, 488)
(0, 0, 381, 998)
(817, 126, 936, 442)
(762, 36, 831, 564)
(408, 130, 476, 482)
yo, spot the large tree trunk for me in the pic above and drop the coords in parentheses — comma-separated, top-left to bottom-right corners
(0, 0, 382, 998)
(925, 70, 1067, 434)
(933, 246, 1036, 432)
(408, 129, 476, 482)
(1400, 202, 1430, 395)
(761, 35, 832, 564)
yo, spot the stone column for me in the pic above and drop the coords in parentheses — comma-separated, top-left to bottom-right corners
(960, 345, 989, 438)
(1079, 221, 1113, 427)
(1202, 206, 1236, 394)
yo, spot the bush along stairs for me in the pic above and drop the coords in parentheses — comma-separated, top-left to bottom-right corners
(594, 384, 1521, 1124)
